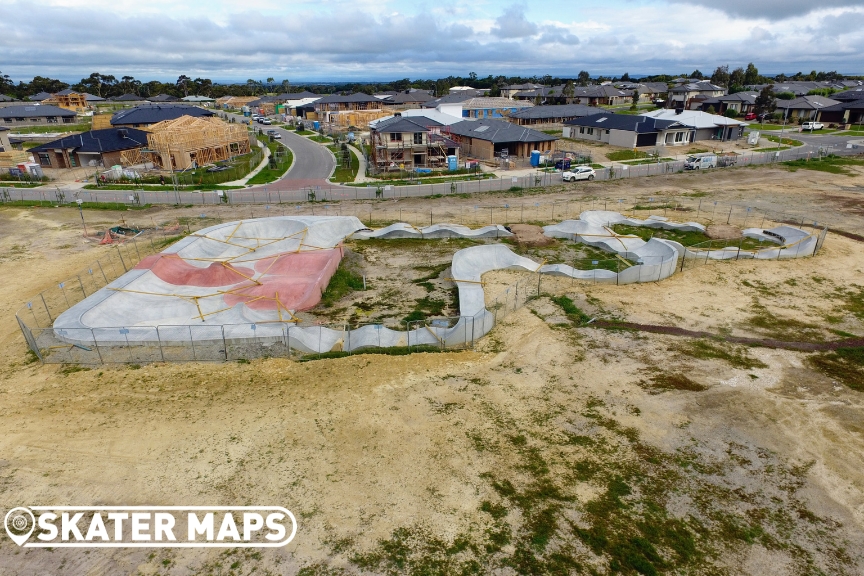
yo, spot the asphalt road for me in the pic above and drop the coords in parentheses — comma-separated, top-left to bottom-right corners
(227, 112, 336, 189)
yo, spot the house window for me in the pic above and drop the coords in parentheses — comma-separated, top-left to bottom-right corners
(413, 133, 423, 145)
(674, 131, 685, 143)
(63, 117, 74, 123)
(389, 133, 402, 142)
(15, 118, 25, 122)
(579, 127, 585, 134)
(3, 118, 11, 124)
(38, 153, 51, 166)
(30, 118, 40, 122)
(46, 117, 58, 123)
(587, 128, 594, 135)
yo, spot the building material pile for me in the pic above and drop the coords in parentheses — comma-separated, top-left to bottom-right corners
(143, 116, 251, 170)
(0, 150, 32, 168)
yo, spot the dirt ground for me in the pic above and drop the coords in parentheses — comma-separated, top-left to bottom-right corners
(1, 163, 864, 575)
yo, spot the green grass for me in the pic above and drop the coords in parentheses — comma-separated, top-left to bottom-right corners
(765, 135, 803, 147)
(549, 295, 591, 324)
(0, 200, 154, 210)
(620, 157, 674, 165)
(783, 155, 864, 176)
(298, 345, 448, 361)
(675, 339, 767, 370)
(754, 147, 790, 152)
(611, 223, 709, 246)
(345, 174, 496, 187)
(746, 123, 784, 131)
(639, 372, 707, 393)
(0, 183, 44, 188)
(606, 150, 648, 161)
(806, 347, 864, 391)
(82, 184, 243, 191)
(245, 141, 294, 185)
(319, 263, 365, 307)
(295, 129, 315, 135)
(308, 135, 331, 143)
(841, 129, 864, 136)
(10, 122, 91, 134)
(328, 144, 358, 183)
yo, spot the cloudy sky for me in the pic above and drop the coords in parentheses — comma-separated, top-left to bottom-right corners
(2, 0, 863, 83)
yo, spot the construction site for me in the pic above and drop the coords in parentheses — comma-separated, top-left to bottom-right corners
(120, 115, 252, 170)
(2, 161, 864, 575)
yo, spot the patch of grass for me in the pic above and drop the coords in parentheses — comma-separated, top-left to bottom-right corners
(607, 149, 648, 161)
(320, 263, 365, 307)
(10, 122, 92, 134)
(246, 141, 294, 185)
(640, 372, 707, 393)
(620, 158, 674, 165)
(611, 223, 709, 246)
(806, 347, 864, 391)
(675, 339, 768, 370)
(765, 135, 803, 147)
(747, 305, 824, 342)
(549, 295, 590, 324)
(328, 144, 357, 183)
(59, 364, 91, 376)
(783, 155, 864, 176)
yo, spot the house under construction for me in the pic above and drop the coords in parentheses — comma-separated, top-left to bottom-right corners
(121, 115, 251, 170)
(369, 114, 459, 173)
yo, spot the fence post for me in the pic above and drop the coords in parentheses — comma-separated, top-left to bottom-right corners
(156, 326, 165, 362)
(221, 325, 228, 361)
(77, 275, 86, 297)
(91, 329, 104, 364)
(40, 292, 53, 323)
(189, 325, 196, 360)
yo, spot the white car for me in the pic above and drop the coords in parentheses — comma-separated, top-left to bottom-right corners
(562, 166, 595, 182)
(801, 121, 824, 131)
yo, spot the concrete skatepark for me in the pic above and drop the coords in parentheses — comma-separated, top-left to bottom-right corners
(51, 212, 822, 354)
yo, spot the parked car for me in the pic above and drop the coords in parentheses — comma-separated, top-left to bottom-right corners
(261, 118, 272, 125)
(743, 112, 757, 121)
(684, 154, 717, 170)
(267, 129, 281, 139)
(562, 166, 595, 182)
(802, 121, 824, 131)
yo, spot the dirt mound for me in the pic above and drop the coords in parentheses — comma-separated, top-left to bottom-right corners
(509, 224, 556, 246)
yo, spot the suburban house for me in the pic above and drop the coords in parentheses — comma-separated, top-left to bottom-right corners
(514, 85, 633, 106)
(640, 109, 747, 141)
(446, 119, 557, 160)
(377, 89, 434, 109)
(459, 97, 533, 119)
(748, 81, 849, 98)
(775, 95, 841, 121)
(508, 104, 604, 127)
(502, 83, 544, 99)
(0, 94, 19, 108)
(148, 94, 180, 102)
(28, 127, 149, 169)
(312, 93, 383, 122)
(819, 98, 864, 125)
(0, 104, 78, 127)
(616, 82, 670, 103)
(699, 92, 757, 115)
(28, 92, 53, 102)
(110, 104, 215, 128)
(564, 114, 693, 148)
(111, 94, 148, 104)
(84, 93, 106, 104)
(216, 95, 260, 109)
(42, 89, 89, 112)
(667, 81, 726, 110)
(832, 88, 864, 102)
(182, 96, 215, 105)
(369, 113, 459, 172)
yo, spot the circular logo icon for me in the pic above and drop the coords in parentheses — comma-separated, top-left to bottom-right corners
(4, 507, 36, 546)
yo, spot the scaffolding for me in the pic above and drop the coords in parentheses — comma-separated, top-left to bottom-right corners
(143, 116, 251, 170)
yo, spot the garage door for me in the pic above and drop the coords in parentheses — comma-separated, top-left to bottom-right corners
(635, 133, 657, 147)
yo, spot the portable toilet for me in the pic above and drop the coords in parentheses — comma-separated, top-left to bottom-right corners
(313, 121, 320, 131)
(530, 150, 541, 167)
(447, 155, 458, 171)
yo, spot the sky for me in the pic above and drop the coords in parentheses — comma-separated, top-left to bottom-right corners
(1, 0, 863, 83)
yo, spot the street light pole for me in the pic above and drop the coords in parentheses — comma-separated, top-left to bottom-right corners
(76, 198, 88, 236)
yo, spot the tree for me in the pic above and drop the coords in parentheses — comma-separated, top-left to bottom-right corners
(710, 65, 730, 88)
(706, 105, 716, 114)
(754, 84, 776, 117)
(724, 109, 739, 118)
(630, 90, 639, 110)
(620, 72, 630, 82)
(690, 69, 704, 79)
(730, 67, 745, 90)
(577, 70, 590, 86)
(176, 75, 191, 97)
(281, 79, 290, 92)
(0, 70, 14, 95)
(562, 80, 574, 100)
(744, 63, 759, 86)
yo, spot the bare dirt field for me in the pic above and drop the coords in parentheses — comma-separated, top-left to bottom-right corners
(1, 162, 863, 575)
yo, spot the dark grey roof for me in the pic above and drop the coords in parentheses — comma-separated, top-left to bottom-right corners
(508, 104, 604, 120)
(373, 115, 442, 133)
(278, 91, 320, 100)
(29, 128, 150, 154)
(716, 92, 757, 102)
(148, 94, 180, 102)
(820, 97, 864, 112)
(448, 119, 557, 143)
(111, 93, 146, 101)
(55, 89, 81, 96)
(83, 93, 105, 101)
(111, 105, 215, 125)
(833, 88, 864, 101)
(775, 95, 840, 110)
(669, 81, 724, 93)
(314, 92, 379, 104)
(0, 105, 77, 118)
(29, 92, 53, 101)
(565, 114, 685, 133)
(385, 91, 434, 104)
(0, 94, 16, 102)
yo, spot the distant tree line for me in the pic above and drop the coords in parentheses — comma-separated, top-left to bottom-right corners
(1, 65, 861, 101)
